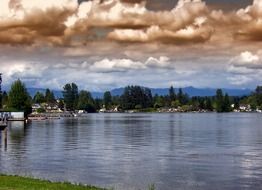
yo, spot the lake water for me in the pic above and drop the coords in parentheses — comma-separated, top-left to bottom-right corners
(1, 113, 262, 190)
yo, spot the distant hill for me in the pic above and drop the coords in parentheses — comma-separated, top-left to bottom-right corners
(4, 86, 252, 99)
(90, 86, 252, 98)
(27, 88, 63, 98)
(152, 86, 252, 97)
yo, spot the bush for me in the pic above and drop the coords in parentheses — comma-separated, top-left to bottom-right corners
(36, 108, 46, 113)
(135, 104, 142, 109)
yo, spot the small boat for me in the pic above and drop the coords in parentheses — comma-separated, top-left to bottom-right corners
(7, 118, 26, 122)
(28, 116, 47, 121)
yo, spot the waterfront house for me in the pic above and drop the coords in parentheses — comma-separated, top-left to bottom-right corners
(32, 104, 42, 112)
(239, 104, 252, 112)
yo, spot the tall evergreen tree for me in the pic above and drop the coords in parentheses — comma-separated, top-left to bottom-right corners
(223, 93, 231, 112)
(63, 83, 79, 111)
(8, 79, 32, 115)
(78, 90, 96, 112)
(103, 91, 112, 109)
(215, 89, 224, 112)
(169, 86, 176, 101)
(255, 86, 262, 106)
(121, 86, 153, 110)
(33, 92, 45, 104)
(45, 89, 56, 103)
(178, 88, 183, 104)
(205, 97, 213, 111)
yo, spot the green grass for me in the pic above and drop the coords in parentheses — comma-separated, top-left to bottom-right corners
(0, 175, 105, 190)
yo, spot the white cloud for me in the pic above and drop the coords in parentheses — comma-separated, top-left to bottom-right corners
(108, 24, 212, 43)
(230, 51, 262, 69)
(227, 51, 262, 86)
(105, 0, 212, 43)
(0, 0, 78, 20)
(2, 0, 262, 45)
(89, 56, 173, 72)
(238, 51, 259, 63)
(89, 58, 145, 72)
(145, 56, 172, 68)
(227, 75, 253, 86)
(65, 1, 92, 27)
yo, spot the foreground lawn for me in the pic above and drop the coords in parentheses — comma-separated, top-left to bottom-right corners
(0, 175, 105, 190)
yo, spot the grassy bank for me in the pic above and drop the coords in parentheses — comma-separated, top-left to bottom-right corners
(0, 175, 105, 190)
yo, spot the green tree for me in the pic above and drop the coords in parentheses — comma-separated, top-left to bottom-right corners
(205, 97, 213, 111)
(171, 100, 180, 108)
(255, 86, 262, 106)
(8, 79, 32, 116)
(215, 89, 224, 112)
(33, 92, 45, 104)
(215, 89, 232, 112)
(63, 83, 79, 111)
(45, 89, 56, 103)
(94, 98, 102, 111)
(103, 91, 112, 109)
(223, 93, 232, 112)
(169, 86, 176, 102)
(121, 86, 153, 110)
(177, 88, 189, 105)
(178, 88, 183, 104)
(1, 91, 8, 108)
(77, 90, 96, 112)
(153, 94, 163, 108)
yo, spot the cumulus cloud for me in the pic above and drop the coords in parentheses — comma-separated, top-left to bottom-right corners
(0, 53, 181, 91)
(88, 56, 172, 72)
(107, 24, 212, 43)
(0, 0, 213, 45)
(0, 1, 88, 45)
(230, 51, 262, 70)
(0, 0, 261, 47)
(233, 0, 262, 41)
(1, 43, 261, 91)
(102, 0, 212, 43)
(208, 0, 262, 42)
(227, 51, 262, 85)
(0, 60, 49, 88)
(0, 0, 78, 45)
(227, 75, 253, 86)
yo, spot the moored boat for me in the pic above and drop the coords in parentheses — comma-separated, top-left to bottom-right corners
(28, 116, 47, 121)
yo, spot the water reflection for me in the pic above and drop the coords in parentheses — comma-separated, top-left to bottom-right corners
(0, 113, 262, 190)
(0, 128, 8, 151)
(0, 121, 27, 151)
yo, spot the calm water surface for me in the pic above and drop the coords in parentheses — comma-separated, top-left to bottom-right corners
(1, 113, 262, 190)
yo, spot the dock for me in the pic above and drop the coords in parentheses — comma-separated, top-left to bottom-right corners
(0, 112, 25, 129)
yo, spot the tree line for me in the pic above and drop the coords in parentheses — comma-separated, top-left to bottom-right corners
(61, 84, 262, 113)
(1, 79, 261, 114)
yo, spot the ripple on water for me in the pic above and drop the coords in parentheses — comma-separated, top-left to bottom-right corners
(1, 113, 262, 190)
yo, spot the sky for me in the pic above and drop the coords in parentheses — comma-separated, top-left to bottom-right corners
(0, 0, 261, 91)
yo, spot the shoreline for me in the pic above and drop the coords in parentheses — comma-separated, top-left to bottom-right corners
(0, 174, 105, 190)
